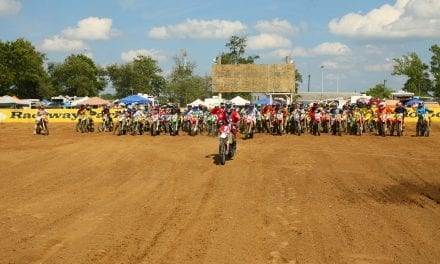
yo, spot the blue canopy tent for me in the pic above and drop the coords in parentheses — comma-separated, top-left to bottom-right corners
(119, 95, 150, 104)
(255, 97, 283, 106)
(404, 98, 423, 107)
(256, 97, 270, 105)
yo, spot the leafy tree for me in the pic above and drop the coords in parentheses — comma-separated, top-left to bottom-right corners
(220, 35, 259, 64)
(429, 44, 440, 97)
(295, 68, 302, 94)
(48, 54, 106, 97)
(0, 38, 53, 98)
(392, 52, 432, 96)
(366, 83, 393, 99)
(164, 51, 211, 105)
(106, 55, 165, 98)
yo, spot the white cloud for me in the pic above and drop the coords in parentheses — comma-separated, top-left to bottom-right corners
(41, 36, 88, 52)
(364, 63, 393, 72)
(269, 49, 294, 58)
(291, 47, 308, 57)
(121, 49, 167, 63)
(148, 19, 247, 39)
(362, 44, 385, 55)
(289, 42, 352, 57)
(247, 33, 291, 50)
(329, 0, 440, 39)
(62, 17, 120, 40)
(254, 18, 298, 36)
(0, 0, 21, 16)
(310, 42, 351, 56)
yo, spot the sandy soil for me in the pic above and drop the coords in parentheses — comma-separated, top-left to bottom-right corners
(0, 123, 439, 264)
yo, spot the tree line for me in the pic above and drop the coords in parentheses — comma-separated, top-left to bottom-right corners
(366, 45, 440, 99)
(0, 36, 301, 105)
(1, 37, 438, 104)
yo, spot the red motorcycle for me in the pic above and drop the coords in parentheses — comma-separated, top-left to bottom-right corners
(218, 123, 236, 165)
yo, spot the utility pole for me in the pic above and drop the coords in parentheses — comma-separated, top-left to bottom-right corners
(307, 74, 311, 92)
(320, 66, 324, 100)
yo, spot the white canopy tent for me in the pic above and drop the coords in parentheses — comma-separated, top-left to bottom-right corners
(71, 97, 89, 106)
(230, 95, 250, 106)
(189, 98, 204, 106)
(0, 95, 29, 108)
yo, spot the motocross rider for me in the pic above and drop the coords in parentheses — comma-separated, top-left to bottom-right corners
(393, 102, 408, 131)
(416, 101, 433, 128)
(34, 104, 49, 134)
(244, 103, 258, 138)
(101, 105, 112, 125)
(218, 101, 241, 148)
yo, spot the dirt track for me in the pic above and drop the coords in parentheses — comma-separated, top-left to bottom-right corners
(1, 123, 439, 264)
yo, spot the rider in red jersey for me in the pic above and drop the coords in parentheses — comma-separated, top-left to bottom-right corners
(218, 101, 241, 140)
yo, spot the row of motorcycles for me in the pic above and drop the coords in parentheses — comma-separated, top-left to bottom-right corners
(78, 111, 205, 137)
(239, 109, 430, 138)
(75, 107, 431, 139)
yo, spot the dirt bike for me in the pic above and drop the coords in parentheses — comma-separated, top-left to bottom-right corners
(78, 115, 94, 133)
(130, 116, 145, 136)
(262, 112, 272, 134)
(272, 111, 284, 136)
(311, 112, 321, 136)
(98, 115, 114, 132)
(300, 113, 308, 134)
(320, 112, 330, 133)
(363, 115, 376, 134)
(160, 114, 171, 135)
(169, 113, 180, 136)
(36, 115, 49, 135)
(330, 114, 342, 136)
(114, 114, 129, 136)
(75, 114, 85, 132)
(242, 115, 255, 139)
(206, 114, 218, 137)
(416, 113, 430, 137)
(188, 114, 199, 136)
(355, 115, 364, 136)
(197, 114, 207, 135)
(389, 113, 404, 137)
(149, 113, 160, 136)
(377, 113, 388, 137)
(255, 115, 263, 133)
(290, 112, 302, 136)
(218, 123, 236, 165)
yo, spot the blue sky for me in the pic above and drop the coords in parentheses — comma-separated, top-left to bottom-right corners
(1, 0, 439, 94)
